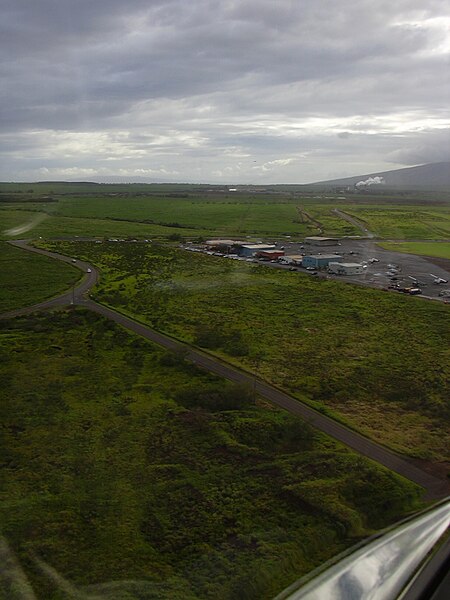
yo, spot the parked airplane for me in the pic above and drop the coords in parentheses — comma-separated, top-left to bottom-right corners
(429, 274, 448, 284)
(408, 276, 426, 286)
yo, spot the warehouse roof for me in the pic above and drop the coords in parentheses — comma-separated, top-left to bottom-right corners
(304, 236, 338, 241)
(206, 239, 243, 246)
(330, 262, 363, 267)
(241, 244, 276, 249)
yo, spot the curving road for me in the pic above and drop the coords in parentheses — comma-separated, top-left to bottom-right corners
(2, 240, 449, 500)
(2, 240, 99, 316)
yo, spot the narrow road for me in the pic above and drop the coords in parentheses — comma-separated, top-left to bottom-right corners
(2, 240, 99, 316)
(333, 208, 375, 238)
(2, 240, 448, 500)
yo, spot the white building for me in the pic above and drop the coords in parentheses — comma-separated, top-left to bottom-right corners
(328, 262, 364, 275)
(279, 254, 303, 265)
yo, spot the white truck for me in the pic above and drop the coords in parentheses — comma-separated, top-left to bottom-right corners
(278, 256, 295, 265)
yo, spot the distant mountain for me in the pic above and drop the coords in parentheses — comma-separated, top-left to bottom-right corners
(310, 162, 450, 190)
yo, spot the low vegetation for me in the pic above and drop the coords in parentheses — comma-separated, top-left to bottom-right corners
(0, 197, 331, 239)
(0, 208, 203, 241)
(1, 183, 448, 599)
(41, 241, 450, 464)
(378, 241, 450, 260)
(2, 182, 449, 241)
(341, 206, 450, 239)
(0, 242, 80, 312)
(0, 310, 422, 599)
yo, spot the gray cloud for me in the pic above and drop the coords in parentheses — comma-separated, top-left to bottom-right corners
(386, 129, 450, 165)
(1, 0, 449, 182)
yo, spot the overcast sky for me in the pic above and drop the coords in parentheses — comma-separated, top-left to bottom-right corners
(1, 0, 449, 183)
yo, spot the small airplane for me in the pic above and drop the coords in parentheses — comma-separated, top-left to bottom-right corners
(429, 274, 448, 284)
(408, 275, 426, 286)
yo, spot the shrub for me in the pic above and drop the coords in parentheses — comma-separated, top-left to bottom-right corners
(175, 382, 253, 411)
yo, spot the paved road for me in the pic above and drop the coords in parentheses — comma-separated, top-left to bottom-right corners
(2, 240, 99, 317)
(3, 240, 449, 500)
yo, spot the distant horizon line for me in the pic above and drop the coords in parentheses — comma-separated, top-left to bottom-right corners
(1, 161, 449, 187)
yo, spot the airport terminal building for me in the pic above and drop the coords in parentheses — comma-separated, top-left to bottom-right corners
(302, 255, 342, 268)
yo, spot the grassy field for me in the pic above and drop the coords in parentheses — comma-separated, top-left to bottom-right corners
(291, 204, 359, 237)
(41, 241, 450, 465)
(378, 241, 450, 260)
(0, 309, 421, 599)
(340, 206, 450, 239)
(0, 197, 330, 239)
(4, 196, 450, 241)
(0, 208, 205, 241)
(2, 181, 450, 241)
(48, 196, 370, 237)
(0, 242, 80, 312)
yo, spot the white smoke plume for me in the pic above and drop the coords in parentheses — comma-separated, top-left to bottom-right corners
(355, 176, 385, 187)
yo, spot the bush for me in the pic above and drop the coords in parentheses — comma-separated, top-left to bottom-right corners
(175, 382, 254, 411)
(159, 348, 189, 367)
(167, 233, 184, 241)
(193, 325, 223, 349)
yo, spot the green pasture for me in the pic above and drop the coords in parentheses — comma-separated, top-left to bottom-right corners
(2, 182, 450, 240)
(44, 241, 450, 463)
(378, 241, 450, 260)
(340, 205, 450, 239)
(0, 242, 80, 312)
(0, 310, 421, 599)
(51, 195, 310, 235)
(300, 204, 361, 236)
(0, 201, 312, 239)
(0, 208, 205, 241)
